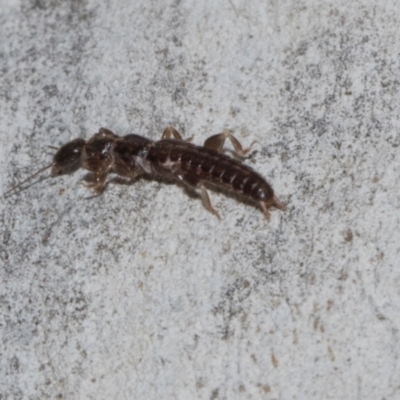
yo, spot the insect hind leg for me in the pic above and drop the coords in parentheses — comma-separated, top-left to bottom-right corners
(162, 126, 193, 142)
(200, 185, 221, 220)
(203, 129, 256, 157)
(177, 171, 221, 220)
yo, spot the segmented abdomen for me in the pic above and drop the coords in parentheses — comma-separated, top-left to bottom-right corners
(147, 141, 274, 203)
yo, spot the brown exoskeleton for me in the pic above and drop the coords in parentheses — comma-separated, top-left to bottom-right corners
(4, 127, 285, 220)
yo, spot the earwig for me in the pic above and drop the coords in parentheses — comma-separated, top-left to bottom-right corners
(4, 127, 286, 220)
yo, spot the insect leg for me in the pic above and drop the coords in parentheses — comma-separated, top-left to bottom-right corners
(84, 167, 111, 193)
(176, 171, 221, 220)
(98, 127, 119, 138)
(200, 185, 221, 220)
(162, 126, 193, 142)
(203, 130, 256, 157)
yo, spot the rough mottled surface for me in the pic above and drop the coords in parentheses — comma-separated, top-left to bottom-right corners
(1, 0, 399, 399)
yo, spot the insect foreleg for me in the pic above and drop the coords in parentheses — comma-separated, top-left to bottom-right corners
(84, 167, 111, 193)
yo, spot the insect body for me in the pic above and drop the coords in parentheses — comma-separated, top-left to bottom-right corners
(5, 127, 285, 220)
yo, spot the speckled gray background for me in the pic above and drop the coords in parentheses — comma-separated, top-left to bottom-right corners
(1, 0, 400, 399)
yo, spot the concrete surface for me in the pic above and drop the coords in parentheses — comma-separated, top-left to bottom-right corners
(1, 0, 400, 399)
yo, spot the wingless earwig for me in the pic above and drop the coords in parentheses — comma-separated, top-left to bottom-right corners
(4, 127, 286, 220)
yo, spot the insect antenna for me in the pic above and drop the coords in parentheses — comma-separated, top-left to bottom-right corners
(3, 162, 54, 197)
